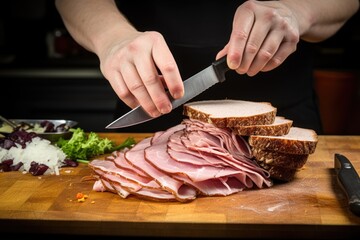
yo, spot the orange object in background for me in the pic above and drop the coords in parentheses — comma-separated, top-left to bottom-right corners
(314, 69, 360, 135)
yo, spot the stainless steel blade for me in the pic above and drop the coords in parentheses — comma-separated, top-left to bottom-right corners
(106, 56, 229, 129)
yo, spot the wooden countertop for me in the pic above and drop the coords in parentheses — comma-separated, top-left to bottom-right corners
(1, 133, 360, 239)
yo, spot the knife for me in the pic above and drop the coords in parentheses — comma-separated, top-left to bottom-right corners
(334, 153, 360, 216)
(106, 55, 230, 129)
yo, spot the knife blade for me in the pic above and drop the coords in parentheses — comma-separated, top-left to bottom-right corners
(106, 55, 230, 129)
(334, 153, 360, 216)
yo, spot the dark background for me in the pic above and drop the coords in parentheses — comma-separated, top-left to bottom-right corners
(0, 0, 359, 134)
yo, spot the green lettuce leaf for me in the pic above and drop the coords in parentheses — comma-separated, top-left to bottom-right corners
(56, 128, 136, 161)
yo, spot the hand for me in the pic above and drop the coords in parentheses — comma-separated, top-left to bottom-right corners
(99, 31, 184, 117)
(217, 0, 300, 76)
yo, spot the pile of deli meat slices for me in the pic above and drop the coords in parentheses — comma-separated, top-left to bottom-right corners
(89, 118, 273, 202)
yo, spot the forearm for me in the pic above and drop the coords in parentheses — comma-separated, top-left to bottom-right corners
(280, 0, 359, 42)
(55, 0, 137, 56)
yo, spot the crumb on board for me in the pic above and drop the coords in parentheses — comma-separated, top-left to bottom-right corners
(76, 192, 89, 203)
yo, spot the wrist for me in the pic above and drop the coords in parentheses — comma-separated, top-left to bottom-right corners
(278, 0, 314, 37)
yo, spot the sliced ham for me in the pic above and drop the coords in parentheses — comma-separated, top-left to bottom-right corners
(145, 132, 242, 182)
(173, 174, 246, 196)
(89, 156, 179, 201)
(182, 118, 252, 159)
(124, 136, 198, 202)
(89, 118, 273, 202)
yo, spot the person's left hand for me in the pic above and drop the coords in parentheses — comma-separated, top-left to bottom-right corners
(217, 0, 300, 76)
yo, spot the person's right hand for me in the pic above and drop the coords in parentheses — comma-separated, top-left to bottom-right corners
(99, 31, 184, 117)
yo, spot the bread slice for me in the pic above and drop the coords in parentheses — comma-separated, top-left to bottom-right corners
(248, 127, 318, 155)
(183, 99, 277, 128)
(232, 116, 293, 136)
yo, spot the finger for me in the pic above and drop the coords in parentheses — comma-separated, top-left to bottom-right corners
(107, 70, 139, 109)
(236, 19, 272, 75)
(120, 61, 161, 117)
(246, 30, 283, 76)
(216, 44, 229, 60)
(262, 36, 298, 72)
(227, 4, 255, 70)
(134, 50, 172, 115)
(151, 32, 184, 101)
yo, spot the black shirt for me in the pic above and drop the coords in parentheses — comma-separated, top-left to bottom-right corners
(114, 0, 323, 134)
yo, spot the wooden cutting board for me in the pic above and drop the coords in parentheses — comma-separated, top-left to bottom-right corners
(1, 134, 360, 238)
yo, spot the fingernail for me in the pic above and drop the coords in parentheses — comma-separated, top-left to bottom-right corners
(173, 91, 183, 99)
(160, 104, 172, 114)
(229, 61, 238, 69)
(152, 111, 161, 117)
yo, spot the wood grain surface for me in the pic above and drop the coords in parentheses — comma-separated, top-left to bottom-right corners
(1, 133, 360, 239)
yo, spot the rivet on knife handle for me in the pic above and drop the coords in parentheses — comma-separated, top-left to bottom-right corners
(334, 153, 360, 216)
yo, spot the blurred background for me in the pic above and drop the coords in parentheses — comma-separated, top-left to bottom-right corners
(0, 0, 359, 134)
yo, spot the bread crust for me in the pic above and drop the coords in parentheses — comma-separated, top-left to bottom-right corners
(249, 137, 317, 155)
(183, 102, 276, 128)
(232, 117, 292, 136)
(252, 148, 308, 169)
(248, 127, 318, 155)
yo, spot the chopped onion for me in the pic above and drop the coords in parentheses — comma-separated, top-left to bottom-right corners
(0, 137, 67, 175)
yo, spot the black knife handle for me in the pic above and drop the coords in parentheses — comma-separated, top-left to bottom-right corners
(212, 55, 230, 83)
(334, 153, 360, 216)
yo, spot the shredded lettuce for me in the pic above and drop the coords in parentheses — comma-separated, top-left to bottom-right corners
(56, 128, 136, 161)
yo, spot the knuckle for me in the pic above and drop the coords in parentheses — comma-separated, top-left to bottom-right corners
(161, 62, 177, 75)
(146, 31, 162, 39)
(282, 42, 298, 55)
(153, 97, 169, 109)
(143, 103, 157, 113)
(258, 48, 273, 62)
(232, 29, 249, 42)
(263, 9, 278, 22)
(278, 17, 292, 32)
(126, 99, 139, 109)
(128, 82, 146, 93)
(243, 0, 257, 11)
(146, 31, 165, 44)
(270, 57, 282, 67)
(288, 33, 300, 44)
(142, 73, 158, 85)
(127, 41, 142, 55)
(246, 42, 259, 54)
(117, 88, 131, 100)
